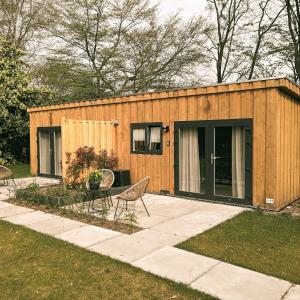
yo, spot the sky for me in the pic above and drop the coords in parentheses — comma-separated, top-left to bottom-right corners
(158, 0, 207, 19)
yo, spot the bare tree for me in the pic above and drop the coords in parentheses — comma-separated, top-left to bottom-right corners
(285, 0, 300, 81)
(47, 0, 209, 96)
(0, 0, 48, 50)
(245, 0, 285, 79)
(205, 0, 249, 83)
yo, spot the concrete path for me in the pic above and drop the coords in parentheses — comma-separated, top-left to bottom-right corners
(0, 179, 299, 300)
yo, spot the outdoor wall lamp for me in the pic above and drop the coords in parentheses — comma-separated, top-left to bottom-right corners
(163, 125, 169, 132)
(112, 119, 119, 126)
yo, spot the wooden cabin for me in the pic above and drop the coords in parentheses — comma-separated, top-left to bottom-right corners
(28, 77, 300, 211)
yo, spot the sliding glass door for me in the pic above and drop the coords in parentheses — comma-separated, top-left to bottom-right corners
(37, 127, 62, 178)
(175, 120, 252, 205)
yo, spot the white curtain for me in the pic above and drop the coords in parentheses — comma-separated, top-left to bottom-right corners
(133, 128, 145, 141)
(232, 127, 245, 198)
(179, 128, 201, 193)
(133, 128, 145, 151)
(54, 131, 62, 176)
(149, 127, 161, 150)
(39, 132, 51, 174)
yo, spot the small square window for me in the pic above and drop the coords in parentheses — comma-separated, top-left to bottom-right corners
(131, 123, 162, 154)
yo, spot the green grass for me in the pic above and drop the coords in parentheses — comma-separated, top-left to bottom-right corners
(9, 163, 31, 179)
(177, 211, 300, 284)
(0, 221, 215, 300)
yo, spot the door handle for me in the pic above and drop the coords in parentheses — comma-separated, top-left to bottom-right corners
(211, 153, 221, 165)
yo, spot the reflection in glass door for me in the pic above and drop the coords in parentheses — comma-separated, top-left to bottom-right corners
(213, 126, 245, 199)
(39, 131, 51, 175)
(38, 127, 62, 177)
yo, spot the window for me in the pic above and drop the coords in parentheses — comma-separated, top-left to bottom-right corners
(131, 123, 163, 154)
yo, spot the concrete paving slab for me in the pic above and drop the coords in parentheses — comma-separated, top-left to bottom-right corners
(178, 210, 237, 226)
(27, 216, 84, 235)
(284, 286, 300, 300)
(191, 262, 292, 300)
(4, 211, 57, 226)
(133, 246, 220, 284)
(0, 205, 33, 218)
(151, 218, 213, 237)
(0, 201, 12, 209)
(132, 229, 187, 246)
(56, 225, 122, 248)
(89, 234, 164, 263)
(146, 206, 195, 218)
(135, 214, 173, 228)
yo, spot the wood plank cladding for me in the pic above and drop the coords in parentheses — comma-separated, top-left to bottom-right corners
(28, 78, 300, 210)
(61, 119, 115, 178)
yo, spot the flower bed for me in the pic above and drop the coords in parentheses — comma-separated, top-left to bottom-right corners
(15, 183, 85, 207)
(10, 183, 141, 234)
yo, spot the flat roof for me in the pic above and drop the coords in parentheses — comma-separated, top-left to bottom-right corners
(28, 77, 300, 113)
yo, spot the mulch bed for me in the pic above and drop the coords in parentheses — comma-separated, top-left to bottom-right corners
(6, 198, 142, 234)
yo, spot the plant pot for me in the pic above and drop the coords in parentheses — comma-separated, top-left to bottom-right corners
(89, 182, 100, 190)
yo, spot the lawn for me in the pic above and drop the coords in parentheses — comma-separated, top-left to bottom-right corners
(9, 163, 31, 179)
(0, 220, 215, 300)
(177, 211, 300, 284)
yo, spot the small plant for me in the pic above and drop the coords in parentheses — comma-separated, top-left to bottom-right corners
(26, 182, 40, 192)
(98, 206, 109, 224)
(88, 171, 102, 190)
(124, 211, 138, 232)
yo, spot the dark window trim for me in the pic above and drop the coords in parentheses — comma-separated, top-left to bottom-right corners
(174, 118, 253, 206)
(37, 126, 62, 179)
(131, 122, 163, 155)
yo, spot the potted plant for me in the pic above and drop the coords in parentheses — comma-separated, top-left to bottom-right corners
(88, 171, 102, 190)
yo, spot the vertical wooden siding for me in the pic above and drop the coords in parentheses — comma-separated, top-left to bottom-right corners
(29, 82, 299, 209)
(61, 119, 115, 177)
(274, 91, 300, 209)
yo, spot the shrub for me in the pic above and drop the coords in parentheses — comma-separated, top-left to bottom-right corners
(65, 147, 118, 185)
(95, 150, 118, 170)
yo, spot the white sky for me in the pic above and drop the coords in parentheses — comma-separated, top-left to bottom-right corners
(158, 0, 207, 19)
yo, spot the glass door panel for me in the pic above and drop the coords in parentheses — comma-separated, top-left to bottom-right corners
(39, 131, 51, 175)
(214, 126, 245, 199)
(178, 127, 206, 194)
(38, 127, 62, 177)
(54, 131, 62, 176)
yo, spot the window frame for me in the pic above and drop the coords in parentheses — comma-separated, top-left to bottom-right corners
(131, 122, 163, 155)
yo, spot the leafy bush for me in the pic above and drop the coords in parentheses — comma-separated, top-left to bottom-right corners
(95, 150, 118, 170)
(65, 147, 118, 185)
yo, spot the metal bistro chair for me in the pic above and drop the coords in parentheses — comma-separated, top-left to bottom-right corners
(85, 169, 115, 211)
(114, 176, 150, 219)
(98, 169, 115, 207)
(0, 165, 16, 187)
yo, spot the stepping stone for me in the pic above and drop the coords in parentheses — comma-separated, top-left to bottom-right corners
(132, 229, 187, 246)
(191, 261, 292, 300)
(4, 211, 57, 226)
(89, 234, 163, 263)
(56, 225, 122, 248)
(0, 205, 33, 219)
(284, 285, 300, 300)
(27, 216, 84, 236)
(133, 246, 219, 284)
